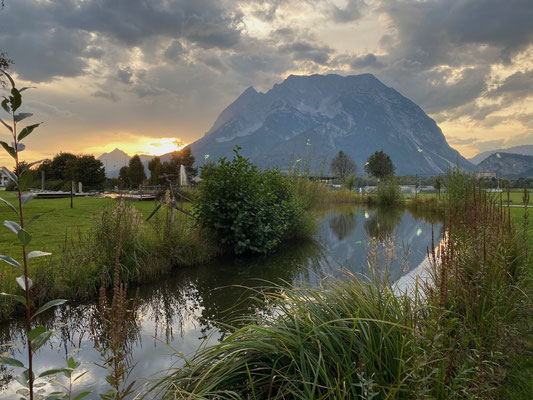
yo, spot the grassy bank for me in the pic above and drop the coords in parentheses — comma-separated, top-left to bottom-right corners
(150, 183, 530, 399)
(497, 204, 533, 399)
(0, 193, 222, 320)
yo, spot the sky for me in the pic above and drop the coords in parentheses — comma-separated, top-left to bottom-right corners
(0, 0, 532, 167)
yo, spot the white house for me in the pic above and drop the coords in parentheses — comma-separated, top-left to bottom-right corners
(0, 170, 9, 187)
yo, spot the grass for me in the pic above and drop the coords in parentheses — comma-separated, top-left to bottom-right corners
(497, 203, 533, 399)
(0, 192, 157, 258)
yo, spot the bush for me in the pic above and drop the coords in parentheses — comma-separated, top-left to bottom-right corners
(194, 148, 301, 254)
(376, 176, 403, 206)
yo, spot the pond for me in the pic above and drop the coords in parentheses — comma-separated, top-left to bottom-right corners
(0, 206, 441, 398)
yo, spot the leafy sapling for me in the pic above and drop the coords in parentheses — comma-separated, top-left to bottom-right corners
(0, 70, 85, 399)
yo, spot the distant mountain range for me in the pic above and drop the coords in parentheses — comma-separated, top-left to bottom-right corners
(189, 73, 472, 175)
(476, 152, 533, 179)
(97, 148, 156, 178)
(469, 145, 533, 165)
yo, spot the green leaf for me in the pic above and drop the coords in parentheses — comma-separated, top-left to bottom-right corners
(13, 142, 25, 152)
(1, 98, 10, 113)
(0, 141, 16, 158)
(1, 69, 15, 88)
(27, 211, 52, 226)
(0, 292, 26, 305)
(31, 330, 53, 352)
(18, 171, 33, 191)
(39, 367, 72, 378)
(14, 113, 32, 122)
(17, 229, 32, 245)
(28, 251, 52, 259)
(0, 196, 19, 215)
(15, 370, 30, 387)
(43, 393, 67, 400)
(17, 123, 40, 142)
(67, 357, 77, 369)
(0, 357, 24, 368)
(2, 166, 18, 184)
(16, 275, 32, 291)
(21, 193, 34, 205)
(28, 325, 46, 341)
(33, 299, 67, 319)
(26, 158, 47, 170)
(10, 88, 22, 111)
(0, 117, 12, 132)
(3, 220, 21, 234)
(73, 391, 91, 400)
(0, 255, 21, 268)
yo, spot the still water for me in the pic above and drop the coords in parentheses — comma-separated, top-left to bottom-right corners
(0, 207, 440, 398)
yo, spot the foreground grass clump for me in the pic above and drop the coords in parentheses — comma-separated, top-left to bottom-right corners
(153, 177, 529, 399)
(150, 275, 416, 399)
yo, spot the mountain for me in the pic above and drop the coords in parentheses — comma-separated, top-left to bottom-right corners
(189, 73, 472, 175)
(469, 145, 533, 165)
(97, 148, 131, 178)
(97, 148, 154, 178)
(476, 152, 533, 179)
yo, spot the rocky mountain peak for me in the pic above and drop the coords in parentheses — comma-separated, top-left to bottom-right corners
(191, 73, 472, 175)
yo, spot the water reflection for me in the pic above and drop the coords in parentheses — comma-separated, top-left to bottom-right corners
(329, 208, 357, 240)
(0, 207, 440, 398)
(364, 207, 403, 241)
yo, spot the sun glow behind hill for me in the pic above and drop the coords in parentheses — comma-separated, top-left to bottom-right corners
(88, 137, 187, 158)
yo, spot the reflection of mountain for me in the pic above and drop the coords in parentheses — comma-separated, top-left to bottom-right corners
(321, 207, 440, 281)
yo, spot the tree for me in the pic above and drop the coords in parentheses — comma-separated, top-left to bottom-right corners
(48, 152, 77, 180)
(330, 151, 356, 181)
(119, 166, 130, 188)
(73, 154, 106, 189)
(435, 176, 443, 198)
(148, 156, 162, 185)
(170, 146, 197, 181)
(364, 150, 395, 181)
(0, 4, 13, 86)
(128, 155, 146, 187)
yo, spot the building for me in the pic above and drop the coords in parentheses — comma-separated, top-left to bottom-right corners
(476, 171, 497, 179)
(0, 171, 9, 187)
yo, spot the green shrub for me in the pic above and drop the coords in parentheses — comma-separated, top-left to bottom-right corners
(376, 176, 403, 206)
(194, 148, 301, 254)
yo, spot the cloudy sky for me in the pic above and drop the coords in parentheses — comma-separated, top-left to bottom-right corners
(0, 0, 532, 166)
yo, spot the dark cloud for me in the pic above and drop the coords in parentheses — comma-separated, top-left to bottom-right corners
(92, 90, 120, 103)
(0, 0, 90, 82)
(351, 53, 384, 69)
(117, 67, 134, 84)
(0, 0, 243, 82)
(164, 40, 186, 61)
(182, 15, 241, 49)
(331, 0, 366, 23)
(279, 41, 333, 65)
(378, 0, 533, 69)
(487, 70, 533, 100)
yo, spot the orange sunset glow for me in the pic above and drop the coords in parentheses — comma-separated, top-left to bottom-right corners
(86, 137, 187, 158)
